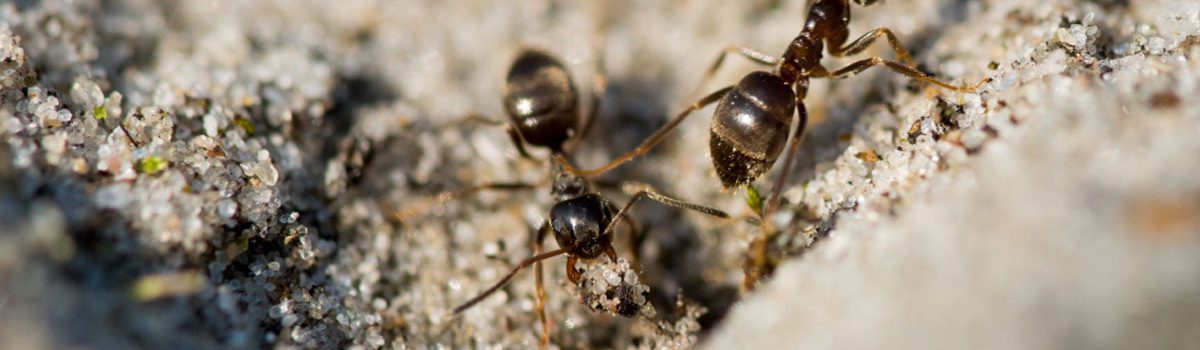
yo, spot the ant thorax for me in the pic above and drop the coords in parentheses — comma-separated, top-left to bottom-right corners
(779, 35, 824, 84)
(550, 161, 589, 200)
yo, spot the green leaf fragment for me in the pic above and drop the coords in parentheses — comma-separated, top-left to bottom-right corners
(137, 156, 169, 174)
(745, 184, 764, 216)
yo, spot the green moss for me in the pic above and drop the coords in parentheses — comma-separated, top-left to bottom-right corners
(234, 117, 255, 135)
(93, 105, 107, 120)
(137, 156, 169, 174)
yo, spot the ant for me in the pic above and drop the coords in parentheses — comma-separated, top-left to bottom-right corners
(397, 49, 730, 347)
(553, 0, 990, 289)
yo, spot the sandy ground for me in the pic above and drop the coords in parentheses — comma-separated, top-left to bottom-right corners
(1, 0, 1199, 349)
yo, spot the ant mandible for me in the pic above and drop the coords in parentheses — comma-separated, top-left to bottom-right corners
(397, 49, 730, 347)
(552, 0, 989, 289)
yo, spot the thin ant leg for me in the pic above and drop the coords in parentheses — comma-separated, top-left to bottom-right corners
(443, 113, 535, 159)
(603, 246, 619, 261)
(761, 99, 810, 224)
(452, 248, 568, 314)
(813, 57, 989, 92)
(533, 223, 551, 349)
(443, 113, 504, 127)
(600, 184, 730, 238)
(689, 46, 779, 101)
(743, 235, 770, 290)
(555, 86, 734, 177)
(619, 214, 642, 267)
(565, 246, 618, 285)
(829, 27, 917, 67)
(567, 50, 609, 153)
(566, 255, 582, 284)
(506, 125, 535, 159)
(590, 178, 624, 191)
(392, 181, 546, 221)
(746, 97, 810, 290)
(735, 213, 763, 226)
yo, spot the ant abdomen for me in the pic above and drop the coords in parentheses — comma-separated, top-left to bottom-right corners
(709, 71, 801, 188)
(503, 49, 580, 151)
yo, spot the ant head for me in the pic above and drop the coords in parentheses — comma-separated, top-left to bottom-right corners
(550, 193, 616, 259)
(503, 49, 580, 152)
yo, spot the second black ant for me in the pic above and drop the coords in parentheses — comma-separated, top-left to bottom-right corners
(396, 48, 730, 348)
(554, 0, 990, 289)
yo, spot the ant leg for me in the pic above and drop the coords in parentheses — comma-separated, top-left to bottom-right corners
(391, 180, 547, 221)
(555, 86, 734, 177)
(761, 101, 810, 223)
(452, 248, 568, 314)
(443, 114, 534, 159)
(814, 57, 990, 92)
(566, 256, 582, 284)
(590, 178, 624, 191)
(689, 46, 779, 101)
(603, 245, 619, 262)
(743, 234, 773, 291)
(506, 125, 535, 159)
(567, 49, 609, 153)
(583, 194, 641, 261)
(443, 113, 504, 127)
(745, 100, 809, 291)
(533, 223, 551, 349)
(600, 184, 730, 238)
(619, 214, 643, 267)
(829, 27, 916, 67)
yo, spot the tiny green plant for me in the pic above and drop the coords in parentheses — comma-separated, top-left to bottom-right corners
(744, 184, 764, 216)
(137, 156, 168, 175)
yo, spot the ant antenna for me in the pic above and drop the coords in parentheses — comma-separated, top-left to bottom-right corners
(554, 86, 733, 177)
(599, 186, 731, 240)
(391, 181, 546, 222)
(452, 248, 568, 315)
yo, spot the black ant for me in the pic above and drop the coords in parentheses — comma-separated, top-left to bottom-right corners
(553, 0, 989, 289)
(396, 49, 730, 347)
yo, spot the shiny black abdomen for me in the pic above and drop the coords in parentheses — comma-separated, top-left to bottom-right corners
(550, 193, 616, 258)
(503, 49, 579, 151)
(708, 72, 796, 188)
